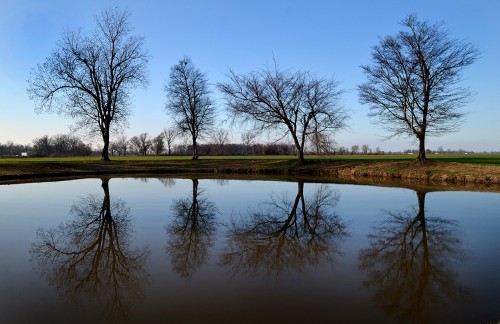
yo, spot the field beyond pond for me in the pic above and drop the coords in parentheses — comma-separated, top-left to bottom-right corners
(1, 154, 500, 187)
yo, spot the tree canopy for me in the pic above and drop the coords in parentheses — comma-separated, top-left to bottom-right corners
(359, 14, 479, 161)
(218, 64, 348, 163)
(164, 56, 215, 160)
(27, 7, 149, 160)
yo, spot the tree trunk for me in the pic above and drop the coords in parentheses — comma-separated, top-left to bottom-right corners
(192, 136, 198, 160)
(101, 178, 111, 220)
(416, 190, 430, 273)
(101, 125, 111, 161)
(417, 135, 426, 162)
(297, 149, 305, 164)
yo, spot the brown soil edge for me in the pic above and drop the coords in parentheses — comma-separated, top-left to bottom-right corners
(1, 159, 500, 192)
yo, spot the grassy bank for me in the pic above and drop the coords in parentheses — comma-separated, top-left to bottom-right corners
(1, 154, 500, 187)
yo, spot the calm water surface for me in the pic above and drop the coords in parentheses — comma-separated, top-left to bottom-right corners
(0, 177, 499, 323)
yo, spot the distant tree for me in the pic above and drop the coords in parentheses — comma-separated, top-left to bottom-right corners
(0, 141, 31, 156)
(241, 130, 258, 155)
(310, 128, 335, 155)
(361, 144, 370, 154)
(241, 130, 257, 147)
(218, 63, 348, 163)
(32, 135, 53, 157)
(351, 145, 360, 154)
(152, 134, 165, 156)
(27, 8, 149, 161)
(211, 128, 229, 155)
(359, 14, 479, 162)
(162, 128, 178, 156)
(116, 135, 129, 156)
(164, 56, 215, 159)
(33, 134, 91, 157)
(129, 133, 151, 156)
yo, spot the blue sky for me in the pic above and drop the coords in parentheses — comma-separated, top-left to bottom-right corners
(1, 0, 498, 152)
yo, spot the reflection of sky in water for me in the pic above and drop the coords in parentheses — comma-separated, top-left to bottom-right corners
(0, 178, 499, 323)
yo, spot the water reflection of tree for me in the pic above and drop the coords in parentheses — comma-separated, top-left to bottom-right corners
(221, 182, 348, 278)
(30, 178, 150, 322)
(358, 190, 469, 323)
(166, 179, 217, 279)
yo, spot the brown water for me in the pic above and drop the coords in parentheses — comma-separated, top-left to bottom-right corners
(0, 177, 499, 323)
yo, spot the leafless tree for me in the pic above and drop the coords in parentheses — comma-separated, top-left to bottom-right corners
(218, 63, 348, 163)
(351, 144, 360, 154)
(162, 128, 178, 156)
(361, 144, 370, 154)
(129, 132, 151, 156)
(211, 128, 229, 155)
(221, 182, 348, 278)
(310, 129, 335, 155)
(113, 135, 129, 156)
(241, 130, 257, 146)
(27, 8, 150, 161)
(240, 130, 258, 155)
(166, 179, 217, 279)
(30, 179, 150, 322)
(359, 190, 468, 322)
(152, 134, 165, 156)
(32, 135, 53, 156)
(359, 14, 479, 162)
(164, 56, 215, 159)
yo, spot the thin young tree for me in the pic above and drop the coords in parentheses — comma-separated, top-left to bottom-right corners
(164, 57, 215, 160)
(218, 64, 348, 163)
(129, 133, 151, 156)
(27, 8, 149, 161)
(211, 128, 229, 155)
(358, 14, 479, 162)
(161, 128, 178, 156)
(152, 134, 165, 156)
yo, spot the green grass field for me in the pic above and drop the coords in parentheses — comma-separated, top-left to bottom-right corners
(1, 154, 499, 165)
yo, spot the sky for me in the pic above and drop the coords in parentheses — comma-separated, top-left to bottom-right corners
(0, 0, 499, 152)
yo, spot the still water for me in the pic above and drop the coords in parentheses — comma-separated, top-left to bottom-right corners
(0, 177, 499, 323)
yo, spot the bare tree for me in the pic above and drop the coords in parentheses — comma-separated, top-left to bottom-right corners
(221, 182, 347, 278)
(359, 14, 479, 162)
(166, 179, 217, 279)
(129, 132, 151, 156)
(310, 129, 335, 155)
(351, 144, 360, 154)
(162, 128, 178, 156)
(218, 63, 348, 163)
(241, 130, 258, 155)
(359, 190, 467, 322)
(30, 179, 150, 322)
(32, 135, 53, 157)
(27, 8, 149, 161)
(361, 144, 370, 154)
(152, 134, 165, 156)
(114, 135, 129, 156)
(164, 56, 215, 160)
(211, 128, 229, 155)
(241, 130, 257, 147)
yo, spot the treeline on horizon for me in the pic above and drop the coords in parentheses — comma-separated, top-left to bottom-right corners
(0, 134, 494, 158)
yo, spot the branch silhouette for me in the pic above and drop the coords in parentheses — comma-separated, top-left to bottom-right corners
(358, 190, 470, 322)
(221, 182, 348, 278)
(30, 178, 150, 322)
(166, 179, 218, 280)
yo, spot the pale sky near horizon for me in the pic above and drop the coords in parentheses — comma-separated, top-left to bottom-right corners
(1, 0, 499, 152)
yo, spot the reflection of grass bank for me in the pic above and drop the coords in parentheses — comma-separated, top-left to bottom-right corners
(1, 155, 500, 186)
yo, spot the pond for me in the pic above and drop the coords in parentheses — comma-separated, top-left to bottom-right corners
(0, 177, 499, 323)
